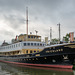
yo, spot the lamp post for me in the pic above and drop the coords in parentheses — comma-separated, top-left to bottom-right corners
(50, 27, 52, 44)
(57, 23, 61, 43)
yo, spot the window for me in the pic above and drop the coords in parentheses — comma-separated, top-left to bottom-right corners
(24, 43, 26, 46)
(30, 50, 32, 53)
(26, 50, 28, 53)
(34, 51, 36, 53)
(40, 43, 42, 46)
(37, 36, 38, 38)
(28, 43, 30, 46)
(14, 45, 15, 48)
(16, 44, 17, 47)
(31, 43, 33, 46)
(31, 36, 33, 38)
(37, 43, 39, 46)
(28, 36, 30, 38)
(34, 43, 36, 46)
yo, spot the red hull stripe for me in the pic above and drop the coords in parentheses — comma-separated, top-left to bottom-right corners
(0, 60, 73, 69)
(16, 65, 73, 72)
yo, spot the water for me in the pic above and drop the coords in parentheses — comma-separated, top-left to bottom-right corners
(0, 62, 75, 75)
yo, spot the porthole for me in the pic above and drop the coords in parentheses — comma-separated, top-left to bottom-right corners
(33, 59, 34, 60)
(59, 49, 60, 51)
(61, 49, 63, 51)
(36, 58, 38, 60)
(29, 59, 31, 60)
(44, 57, 47, 59)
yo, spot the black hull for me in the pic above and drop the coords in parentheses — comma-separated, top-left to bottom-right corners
(0, 55, 74, 64)
(0, 55, 73, 69)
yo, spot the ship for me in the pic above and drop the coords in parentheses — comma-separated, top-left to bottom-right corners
(0, 40, 75, 69)
(0, 7, 75, 69)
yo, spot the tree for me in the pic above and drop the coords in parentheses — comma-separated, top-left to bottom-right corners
(63, 33, 70, 42)
(51, 38, 59, 44)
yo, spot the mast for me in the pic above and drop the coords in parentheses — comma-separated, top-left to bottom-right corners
(57, 23, 61, 43)
(26, 7, 28, 35)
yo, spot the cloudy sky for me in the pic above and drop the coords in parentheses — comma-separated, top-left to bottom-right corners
(0, 0, 75, 44)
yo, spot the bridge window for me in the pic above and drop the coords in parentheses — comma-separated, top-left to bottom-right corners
(28, 36, 30, 38)
(31, 36, 33, 38)
(37, 36, 38, 38)
(24, 43, 26, 46)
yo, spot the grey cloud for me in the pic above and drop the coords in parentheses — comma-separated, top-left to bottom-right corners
(3, 14, 25, 30)
(0, 0, 75, 43)
(0, 29, 15, 36)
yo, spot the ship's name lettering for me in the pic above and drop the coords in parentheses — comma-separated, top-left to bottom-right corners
(46, 49, 63, 53)
(64, 45, 75, 48)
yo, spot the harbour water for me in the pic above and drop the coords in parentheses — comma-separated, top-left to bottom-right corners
(0, 62, 75, 75)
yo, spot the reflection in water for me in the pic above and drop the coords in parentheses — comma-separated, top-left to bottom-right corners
(0, 62, 74, 75)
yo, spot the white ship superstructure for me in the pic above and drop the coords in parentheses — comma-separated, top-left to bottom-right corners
(0, 34, 45, 56)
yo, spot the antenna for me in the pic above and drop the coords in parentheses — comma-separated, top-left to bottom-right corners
(26, 7, 28, 35)
(35, 30, 38, 35)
